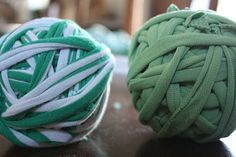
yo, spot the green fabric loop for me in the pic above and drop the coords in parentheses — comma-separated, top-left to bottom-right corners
(0, 18, 114, 147)
(127, 5, 236, 142)
(167, 3, 180, 12)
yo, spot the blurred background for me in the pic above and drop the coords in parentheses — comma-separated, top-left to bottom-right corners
(0, 0, 235, 56)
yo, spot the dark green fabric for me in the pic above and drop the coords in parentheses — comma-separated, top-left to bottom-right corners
(127, 4, 236, 142)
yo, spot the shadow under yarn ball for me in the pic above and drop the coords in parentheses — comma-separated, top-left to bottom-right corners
(127, 4, 236, 142)
(3, 139, 109, 157)
(0, 18, 114, 147)
(136, 138, 232, 157)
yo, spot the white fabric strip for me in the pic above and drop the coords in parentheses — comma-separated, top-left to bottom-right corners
(12, 41, 21, 49)
(56, 24, 74, 72)
(70, 87, 109, 140)
(35, 78, 92, 113)
(10, 128, 40, 147)
(20, 50, 108, 101)
(0, 18, 60, 51)
(39, 129, 72, 143)
(56, 49, 69, 72)
(0, 84, 18, 104)
(25, 31, 38, 70)
(1, 70, 17, 98)
(2, 61, 111, 117)
(41, 91, 103, 128)
(0, 43, 75, 72)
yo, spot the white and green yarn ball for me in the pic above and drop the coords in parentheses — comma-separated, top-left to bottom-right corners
(0, 18, 114, 147)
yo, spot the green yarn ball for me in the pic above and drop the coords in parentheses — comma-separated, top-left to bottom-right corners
(0, 18, 114, 147)
(127, 5, 236, 142)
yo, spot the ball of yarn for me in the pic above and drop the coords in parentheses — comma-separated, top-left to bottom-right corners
(0, 18, 114, 147)
(127, 4, 236, 142)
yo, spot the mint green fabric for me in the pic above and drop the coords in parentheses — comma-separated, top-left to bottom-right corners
(86, 24, 131, 55)
(0, 18, 114, 147)
(127, 5, 236, 142)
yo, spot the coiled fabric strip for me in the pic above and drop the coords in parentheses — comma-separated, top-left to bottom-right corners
(0, 18, 114, 147)
(128, 5, 236, 142)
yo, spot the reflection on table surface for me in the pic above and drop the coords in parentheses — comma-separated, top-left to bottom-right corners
(0, 56, 235, 157)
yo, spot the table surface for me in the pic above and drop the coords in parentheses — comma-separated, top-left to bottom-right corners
(0, 56, 236, 157)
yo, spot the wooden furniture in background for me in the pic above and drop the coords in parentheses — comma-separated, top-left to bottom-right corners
(0, 2, 16, 22)
(125, 0, 219, 35)
(209, 0, 218, 10)
(151, 0, 192, 17)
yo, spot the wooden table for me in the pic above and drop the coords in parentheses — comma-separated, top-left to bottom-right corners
(0, 56, 235, 157)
